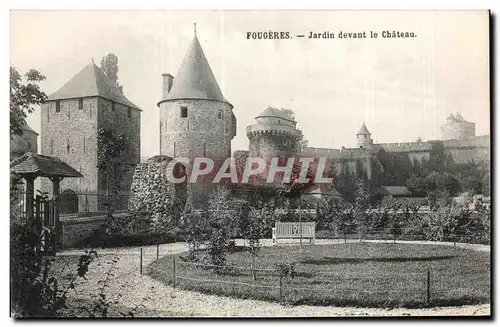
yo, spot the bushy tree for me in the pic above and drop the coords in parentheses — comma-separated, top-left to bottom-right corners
(182, 197, 207, 260)
(10, 67, 47, 138)
(406, 172, 460, 208)
(324, 197, 352, 238)
(352, 179, 371, 242)
(100, 53, 123, 93)
(244, 206, 267, 280)
(422, 202, 472, 242)
(202, 187, 241, 267)
(129, 157, 187, 235)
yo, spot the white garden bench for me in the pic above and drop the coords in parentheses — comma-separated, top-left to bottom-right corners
(272, 222, 316, 246)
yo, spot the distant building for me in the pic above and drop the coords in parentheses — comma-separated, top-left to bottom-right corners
(441, 112, 476, 140)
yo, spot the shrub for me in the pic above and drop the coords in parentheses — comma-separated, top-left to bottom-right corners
(10, 221, 97, 317)
(422, 203, 472, 242)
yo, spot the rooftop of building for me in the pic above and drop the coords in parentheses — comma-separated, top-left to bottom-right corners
(378, 186, 414, 197)
(21, 122, 38, 135)
(162, 34, 230, 105)
(357, 122, 371, 135)
(10, 152, 83, 178)
(48, 61, 141, 110)
(256, 107, 296, 122)
(445, 112, 474, 124)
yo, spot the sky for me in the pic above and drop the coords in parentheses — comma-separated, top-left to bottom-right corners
(10, 10, 490, 159)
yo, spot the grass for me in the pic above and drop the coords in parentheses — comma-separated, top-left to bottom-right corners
(147, 243, 490, 308)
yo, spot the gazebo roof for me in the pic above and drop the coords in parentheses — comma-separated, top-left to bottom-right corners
(10, 152, 83, 178)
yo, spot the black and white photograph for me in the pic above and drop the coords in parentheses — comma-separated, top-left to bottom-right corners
(8, 9, 491, 318)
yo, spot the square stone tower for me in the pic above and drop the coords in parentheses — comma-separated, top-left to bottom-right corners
(40, 61, 141, 197)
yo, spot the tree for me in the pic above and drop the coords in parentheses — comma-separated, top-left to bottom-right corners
(406, 172, 460, 208)
(182, 197, 208, 260)
(325, 197, 353, 239)
(245, 205, 267, 280)
(352, 179, 371, 242)
(204, 187, 240, 267)
(100, 53, 123, 93)
(97, 128, 127, 191)
(422, 202, 472, 242)
(10, 67, 47, 137)
(278, 108, 295, 121)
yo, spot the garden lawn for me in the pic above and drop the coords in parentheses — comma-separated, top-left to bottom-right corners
(147, 243, 490, 308)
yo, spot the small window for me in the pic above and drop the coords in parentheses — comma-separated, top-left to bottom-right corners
(50, 139, 54, 154)
(217, 110, 223, 120)
(180, 106, 188, 118)
(83, 138, 86, 153)
(278, 119, 281, 124)
(283, 138, 288, 146)
(78, 98, 83, 109)
(67, 139, 70, 154)
(127, 107, 132, 118)
(112, 102, 116, 111)
(55, 101, 61, 113)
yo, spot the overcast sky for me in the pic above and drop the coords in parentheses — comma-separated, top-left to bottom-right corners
(10, 10, 490, 158)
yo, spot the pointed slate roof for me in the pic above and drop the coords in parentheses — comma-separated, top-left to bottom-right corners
(164, 35, 230, 105)
(357, 122, 371, 135)
(48, 61, 141, 110)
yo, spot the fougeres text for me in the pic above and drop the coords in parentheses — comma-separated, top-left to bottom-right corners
(9, 10, 491, 319)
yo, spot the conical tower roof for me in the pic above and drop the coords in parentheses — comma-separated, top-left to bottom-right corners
(48, 61, 141, 110)
(165, 35, 230, 105)
(357, 122, 371, 135)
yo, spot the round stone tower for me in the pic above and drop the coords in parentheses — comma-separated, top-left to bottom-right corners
(440, 113, 475, 140)
(158, 32, 236, 164)
(246, 107, 302, 160)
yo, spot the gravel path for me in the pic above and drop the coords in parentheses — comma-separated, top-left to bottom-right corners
(59, 239, 490, 317)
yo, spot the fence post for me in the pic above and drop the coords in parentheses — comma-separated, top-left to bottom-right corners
(173, 257, 176, 289)
(279, 272, 283, 303)
(156, 242, 159, 260)
(140, 248, 143, 275)
(426, 270, 431, 305)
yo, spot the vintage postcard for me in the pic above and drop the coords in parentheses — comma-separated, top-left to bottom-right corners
(9, 10, 490, 318)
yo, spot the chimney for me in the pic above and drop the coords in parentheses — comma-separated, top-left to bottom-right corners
(162, 73, 174, 99)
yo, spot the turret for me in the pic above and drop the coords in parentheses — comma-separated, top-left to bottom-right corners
(157, 28, 236, 162)
(246, 107, 302, 159)
(356, 122, 373, 149)
(441, 112, 475, 140)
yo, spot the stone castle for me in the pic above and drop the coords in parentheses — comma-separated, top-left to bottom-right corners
(36, 30, 490, 200)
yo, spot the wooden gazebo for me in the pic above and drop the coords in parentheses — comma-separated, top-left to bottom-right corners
(10, 152, 83, 253)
